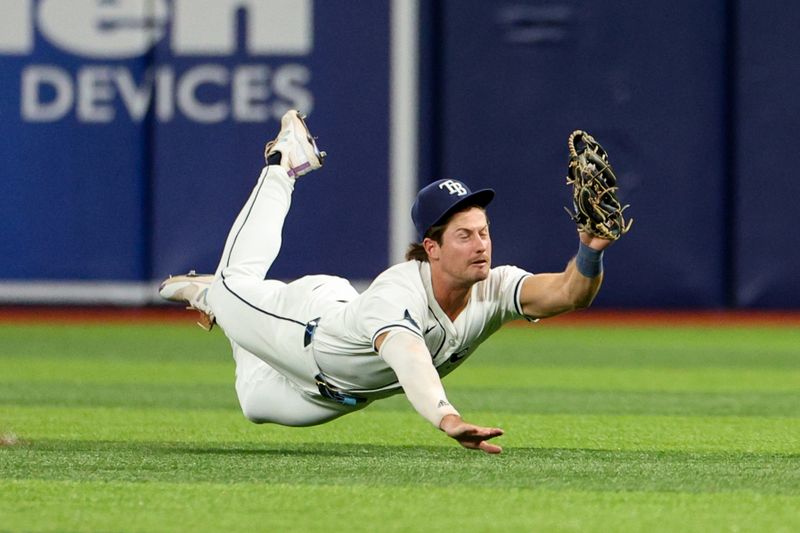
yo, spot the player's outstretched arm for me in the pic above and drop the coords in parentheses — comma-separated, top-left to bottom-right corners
(377, 331, 505, 454)
(439, 414, 504, 454)
(521, 128, 632, 319)
(377, 331, 460, 424)
(518, 232, 612, 319)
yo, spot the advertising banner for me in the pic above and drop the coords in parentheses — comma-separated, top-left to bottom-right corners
(0, 0, 391, 285)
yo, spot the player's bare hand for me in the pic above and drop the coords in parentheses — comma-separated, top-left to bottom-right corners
(439, 414, 504, 454)
(578, 230, 613, 251)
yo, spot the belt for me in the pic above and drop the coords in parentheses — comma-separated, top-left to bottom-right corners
(303, 318, 367, 406)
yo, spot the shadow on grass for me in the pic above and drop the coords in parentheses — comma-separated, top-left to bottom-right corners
(4, 439, 800, 495)
(9, 438, 800, 459)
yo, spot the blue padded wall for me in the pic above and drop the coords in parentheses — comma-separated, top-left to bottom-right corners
(433, 0, 729, 307)
(734, 0, 800, 307)
(2, 0, 799, 309)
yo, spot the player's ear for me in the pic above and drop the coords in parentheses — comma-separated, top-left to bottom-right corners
(423, 237, 440, 261)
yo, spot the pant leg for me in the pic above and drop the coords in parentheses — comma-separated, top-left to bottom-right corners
(231, 343, 354, 427)
(207, 164, 314, 387)
(207, 164, 365, 424)
(214, 164, 294, 279)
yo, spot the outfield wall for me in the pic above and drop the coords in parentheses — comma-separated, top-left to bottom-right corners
(1, 1, 798, 308)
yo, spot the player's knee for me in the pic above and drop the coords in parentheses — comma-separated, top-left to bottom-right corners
(239, 396, 340, 427)
(205, 279, 223, 315)
(240, 401, 270, 424)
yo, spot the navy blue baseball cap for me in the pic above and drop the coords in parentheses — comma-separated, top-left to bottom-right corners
(411, 178, 495, 240)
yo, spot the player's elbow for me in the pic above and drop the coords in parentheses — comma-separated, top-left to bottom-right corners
(570, 290, 599, 311)
(567, 275, 602, 310)
(559, 285, 597, 312)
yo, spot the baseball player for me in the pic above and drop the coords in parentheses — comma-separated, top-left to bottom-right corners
(160, 110, 612, 454)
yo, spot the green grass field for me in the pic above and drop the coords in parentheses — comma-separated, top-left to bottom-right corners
(1, 320, 799, 532)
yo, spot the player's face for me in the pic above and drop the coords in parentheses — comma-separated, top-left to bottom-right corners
(433, 207, 492, 285)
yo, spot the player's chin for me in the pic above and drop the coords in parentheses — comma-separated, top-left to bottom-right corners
(468, 260, 491, 279)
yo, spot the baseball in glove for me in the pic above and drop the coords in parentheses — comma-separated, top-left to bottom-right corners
(565, 130, 633, 240)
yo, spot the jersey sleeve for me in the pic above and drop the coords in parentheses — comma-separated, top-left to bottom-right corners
(483, 265, 536, 324)
(379, 330, 459, 426)
(357, 275, 428, 351)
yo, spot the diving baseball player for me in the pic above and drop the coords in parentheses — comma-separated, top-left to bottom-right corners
(160, 110, 615, 454)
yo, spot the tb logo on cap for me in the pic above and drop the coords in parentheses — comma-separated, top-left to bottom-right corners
(438, 179, 468, 196)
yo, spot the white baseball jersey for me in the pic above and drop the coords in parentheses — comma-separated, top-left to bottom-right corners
(312, 260, 534, 396)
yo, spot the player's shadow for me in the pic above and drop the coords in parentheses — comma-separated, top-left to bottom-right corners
(18, 440, 800, 461)
(13, 440, 800, 495)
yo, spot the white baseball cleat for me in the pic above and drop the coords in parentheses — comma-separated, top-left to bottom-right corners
(158, 270, 216, 331)
(264, 109, 327, 178)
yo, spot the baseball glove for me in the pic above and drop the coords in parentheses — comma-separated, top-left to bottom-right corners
(565, 130, 633, 240)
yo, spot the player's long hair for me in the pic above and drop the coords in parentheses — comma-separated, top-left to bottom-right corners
(405, 224, 446, 262)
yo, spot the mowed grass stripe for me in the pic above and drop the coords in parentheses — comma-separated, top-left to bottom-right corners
(3, 440, 800, 495)
(389, 388, 800, 417)
(0, 357, 233, 384)
(483, 325, 800, 368)
(3, 406, 799, 454)
(0, 324, 231, 362)
(444, 366, 800, 392)
(3, 381, 800, 418)
(3, 479, 800, 533)
(2, 323, 800, 367)
(4, 357, 799, 392)
(0, 382, 241, 410)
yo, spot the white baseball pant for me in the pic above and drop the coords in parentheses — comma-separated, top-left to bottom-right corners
(206, 165, 365, 426)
